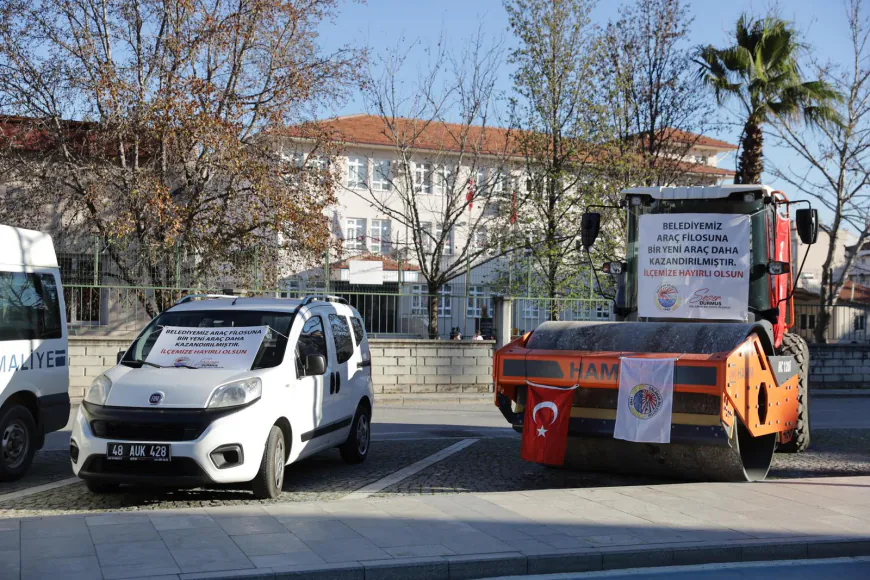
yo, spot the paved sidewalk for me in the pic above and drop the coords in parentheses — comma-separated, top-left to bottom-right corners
(2, 476, 870, 580)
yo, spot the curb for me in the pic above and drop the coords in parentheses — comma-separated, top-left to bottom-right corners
(810, 389, 870, 398)
(140, 536, 870, 580)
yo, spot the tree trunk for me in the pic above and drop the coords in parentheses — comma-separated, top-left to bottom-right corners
(736, 119, 764, 184)
(427, 280, 440, 339)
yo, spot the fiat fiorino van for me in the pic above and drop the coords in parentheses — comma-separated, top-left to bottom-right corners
(0, 225, 69, 481)
(70, 295, 373, 498)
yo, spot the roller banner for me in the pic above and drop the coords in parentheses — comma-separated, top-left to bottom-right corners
(637, 213, 750, 320)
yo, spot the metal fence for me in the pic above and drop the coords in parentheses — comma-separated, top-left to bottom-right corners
(62, 284, 614, 339)
(794, 303, 870, 344)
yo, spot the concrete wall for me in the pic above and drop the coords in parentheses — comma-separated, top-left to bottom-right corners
(809, 344, 870, 389)
(67, 336, 495, 404)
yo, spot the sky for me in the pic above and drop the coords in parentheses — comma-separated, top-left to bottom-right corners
(316, 0, 856, 226)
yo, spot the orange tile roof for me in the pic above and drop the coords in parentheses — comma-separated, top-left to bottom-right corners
(275, 114, 737, 157)
(794, 280, 870, 304)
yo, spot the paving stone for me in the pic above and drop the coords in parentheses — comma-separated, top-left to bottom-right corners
(526, 551, 602, 574)
(102, 563, 182, 579)
(89, 522, 161, 544)
(272, 561, 364, 580)
(21, 516, 87, 538)
(218, 516, 287, 536)
(159, 526, 236, 550)
(0, 549, 20, 580)
(22, 532, 94, 559)
(302, 537, 389, 563)
(231, 532, 312, 556)
(169, 546, 253, 574)
(383, 544, 455, 558)
(95, 540, 174, 568)
(22, 554, 102, 580)
(249, 551, 327, 568)
(180, 570, 273, 579)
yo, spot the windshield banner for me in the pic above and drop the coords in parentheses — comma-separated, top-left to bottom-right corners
(637, 213, 750, 321)
(145, 326, 268, 369)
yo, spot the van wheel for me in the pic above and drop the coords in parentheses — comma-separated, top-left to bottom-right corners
(0, 405, 37, 481)
(252, 426, 285, 499)
(340, 405, 371, 465)
(85, 479, 120, 494)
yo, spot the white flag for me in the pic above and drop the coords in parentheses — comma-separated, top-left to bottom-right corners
(614, 357, 676, 444)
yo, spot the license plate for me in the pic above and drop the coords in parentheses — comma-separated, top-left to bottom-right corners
(106, 442, 171, 462)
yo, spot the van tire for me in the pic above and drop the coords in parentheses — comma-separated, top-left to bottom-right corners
(85, 479, 120, 494)
(252, 425, 285, 499)
(0, 405, 37, 481)
(339, 405, 371, 465)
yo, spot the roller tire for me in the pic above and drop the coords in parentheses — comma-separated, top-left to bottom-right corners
(776, 332, 811, 453)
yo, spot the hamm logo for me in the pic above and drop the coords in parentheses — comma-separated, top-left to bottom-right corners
(655, 284, 680, 311)
(149, 392, 164, 405)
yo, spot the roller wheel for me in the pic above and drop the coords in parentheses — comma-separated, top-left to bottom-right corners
(776, 332, 810, 453)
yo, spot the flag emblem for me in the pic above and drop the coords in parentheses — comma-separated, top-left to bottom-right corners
(628, 383, 663, 420)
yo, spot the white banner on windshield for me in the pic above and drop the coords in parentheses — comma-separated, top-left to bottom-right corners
(145, 326, 268, 370)
(637, 213, 750, 321)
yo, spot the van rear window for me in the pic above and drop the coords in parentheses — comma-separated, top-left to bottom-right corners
(0, 272, 63, 341)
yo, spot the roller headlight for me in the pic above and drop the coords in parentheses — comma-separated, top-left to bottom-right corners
(84, 375, 112, 405)
(207, 378, 262, 409)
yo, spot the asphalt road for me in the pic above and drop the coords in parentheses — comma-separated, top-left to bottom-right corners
(493, 556, 870, 579)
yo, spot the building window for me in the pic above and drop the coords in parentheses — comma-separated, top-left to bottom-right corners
(492, 168, 505, 193)
(476, 167, 487, 193)
(437, 165, 455, 195)
(370, 219, 391, 255)
(345, 218, 366, 252)
(346, 155, 367, 189)
(411, 284, 452, 317)
(414, 162, 433, 194)
(800, 313, 816, 330)
(693, 154, 709, 164)
(435, 225, 453, 256)
(372, 159, 391, 191)
(855, 315, 866, 331)
(472, 227, 487, 250)
(467, 286, 492, 318)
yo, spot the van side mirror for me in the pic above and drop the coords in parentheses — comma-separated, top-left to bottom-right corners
(304, 354, 327, 376)
(581, 212, 601, 250)
(795, 208, 818, 245)
(116, 351, 126, 364)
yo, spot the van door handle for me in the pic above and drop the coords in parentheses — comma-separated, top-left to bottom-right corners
(357, 360, 371, 369)
(329, 372, 335, 394)
(336, 374, 341, 393)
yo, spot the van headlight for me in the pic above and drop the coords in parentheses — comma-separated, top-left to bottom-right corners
(84, 375, 112, 406)
(207, 378, 262, 409)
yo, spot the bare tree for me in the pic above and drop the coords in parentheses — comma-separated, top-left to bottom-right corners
(772, 0, 870, 343)
(352, 32, 516, 338)
(0, 0, 359, 313)
(602, 0, 712, 186)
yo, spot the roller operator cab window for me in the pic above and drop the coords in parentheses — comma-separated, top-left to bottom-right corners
(625, 195, 769, 314)
(121, 310, 293, 370)
(0, 272, 63, 341)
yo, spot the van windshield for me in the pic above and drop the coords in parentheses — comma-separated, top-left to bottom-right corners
(121, 310, 294, 370)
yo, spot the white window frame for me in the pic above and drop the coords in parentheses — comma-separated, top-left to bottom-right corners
(437, 165, 455, 195)
(370, 219, 391, 255)
(346, 155, 367, 189)
(372, 158, 392, 191)
(434, 225, 453, 256)
(414, 162, 433, 194)
(466, 286, 492, 318)
(410, 284, 452, 317)
(345, 218, 367, 252)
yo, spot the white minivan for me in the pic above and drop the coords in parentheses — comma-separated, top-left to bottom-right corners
(70, 295, 374, 498)
(0, 225, 70, 481)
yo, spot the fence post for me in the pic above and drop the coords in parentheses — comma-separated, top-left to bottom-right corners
(493, 296, 513, 349)
(324, 246, 330, 295)
(92, 235, 100, 285)
(174, 241, 182, 288)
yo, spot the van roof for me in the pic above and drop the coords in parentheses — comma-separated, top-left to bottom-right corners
(0, 225, 58, 268)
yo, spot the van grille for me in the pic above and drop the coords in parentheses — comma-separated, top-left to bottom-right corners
(90, 420, 206, 442)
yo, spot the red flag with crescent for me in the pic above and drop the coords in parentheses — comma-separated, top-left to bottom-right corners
(521, 381, 577, 465)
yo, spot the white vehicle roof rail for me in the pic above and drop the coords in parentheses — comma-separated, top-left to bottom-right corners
(301, 295, 348, 306)
(175, 293, 238, 305)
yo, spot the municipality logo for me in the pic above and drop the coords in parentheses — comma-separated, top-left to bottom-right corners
(655, 284, 680, 311)
(629, 384, 663, 420)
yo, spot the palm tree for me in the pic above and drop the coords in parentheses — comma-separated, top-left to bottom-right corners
(695, 14, 842, 184)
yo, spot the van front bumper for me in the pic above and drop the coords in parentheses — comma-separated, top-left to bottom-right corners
(70, 400, 271, 485)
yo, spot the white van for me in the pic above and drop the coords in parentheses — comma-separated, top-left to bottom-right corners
(70, 295, 374, 498)
(0, 225, 70, 481)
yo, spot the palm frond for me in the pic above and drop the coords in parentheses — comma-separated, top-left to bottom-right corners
(802, 105, 844, 128)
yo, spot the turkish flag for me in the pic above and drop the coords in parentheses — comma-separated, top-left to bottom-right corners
(521, 382, 577, 465)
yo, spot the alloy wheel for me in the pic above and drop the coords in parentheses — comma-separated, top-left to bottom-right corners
(1, 421, 27, 469)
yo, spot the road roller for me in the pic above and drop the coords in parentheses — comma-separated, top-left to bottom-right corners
(493, 185, 819, 481)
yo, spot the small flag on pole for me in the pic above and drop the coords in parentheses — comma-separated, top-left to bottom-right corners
(466, 179, 474, 211)
(510, 190, 517, 224)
